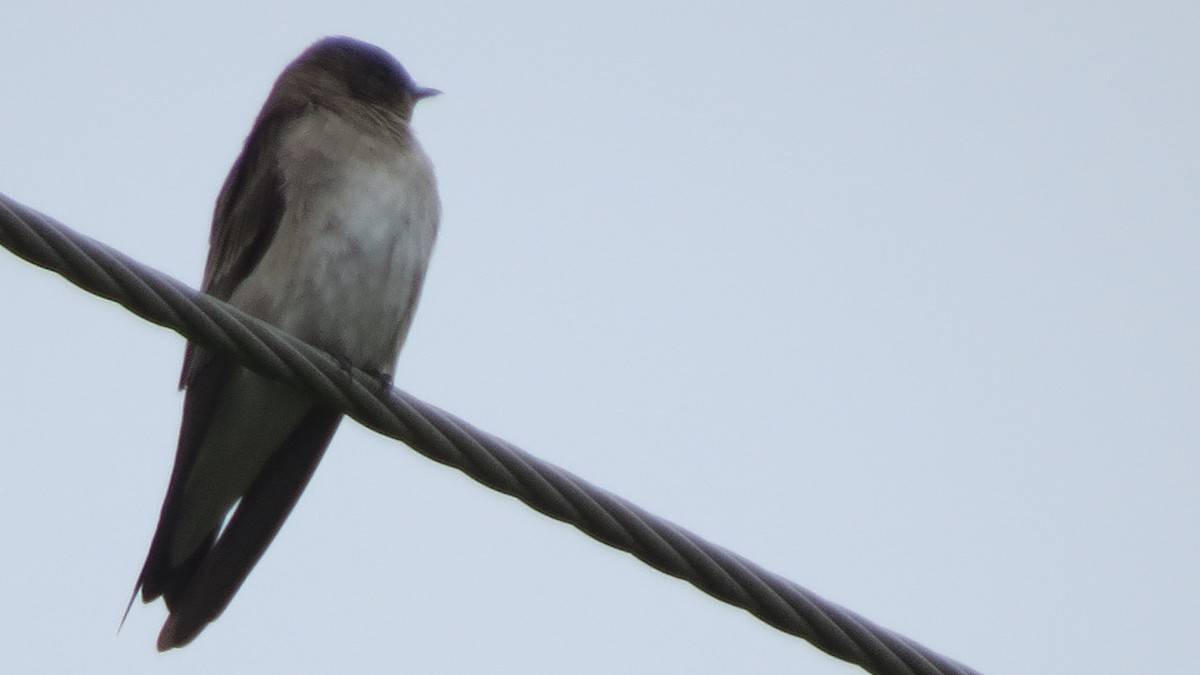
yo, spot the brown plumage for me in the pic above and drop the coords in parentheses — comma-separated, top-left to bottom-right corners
(129, 36, 440, 650)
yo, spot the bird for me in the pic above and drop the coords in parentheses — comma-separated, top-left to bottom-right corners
(128, 36, 440, 650)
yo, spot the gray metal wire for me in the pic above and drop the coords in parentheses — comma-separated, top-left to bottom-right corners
(0, 193, 982, 675)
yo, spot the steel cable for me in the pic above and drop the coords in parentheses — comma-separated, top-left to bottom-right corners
(0, 193, 982, 675)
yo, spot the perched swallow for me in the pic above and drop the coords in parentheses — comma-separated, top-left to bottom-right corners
(130, 36, 440, 650)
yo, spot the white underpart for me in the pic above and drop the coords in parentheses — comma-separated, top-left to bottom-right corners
(170, 108, 438, 562)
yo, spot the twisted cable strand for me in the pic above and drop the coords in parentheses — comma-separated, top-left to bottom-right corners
(0, 193, 981, 675)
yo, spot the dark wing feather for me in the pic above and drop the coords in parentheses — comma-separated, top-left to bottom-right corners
(136, 357, 231, 601)
(156, 405, 342, 650)
(137, 104, 299, 602)
(179, 106, 295, 388)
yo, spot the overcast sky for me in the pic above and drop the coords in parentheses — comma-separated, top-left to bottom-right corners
(1, 3, 1197, 674)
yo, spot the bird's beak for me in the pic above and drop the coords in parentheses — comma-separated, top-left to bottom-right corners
(413, 86, 442, 99)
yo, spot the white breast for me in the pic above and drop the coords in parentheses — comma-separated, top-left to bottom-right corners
(231, 108, 439, 373)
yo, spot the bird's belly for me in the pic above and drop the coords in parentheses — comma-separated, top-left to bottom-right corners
(231, 157, 436, 373)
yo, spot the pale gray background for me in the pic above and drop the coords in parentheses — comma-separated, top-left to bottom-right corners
(1, 3, 1196, 674)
